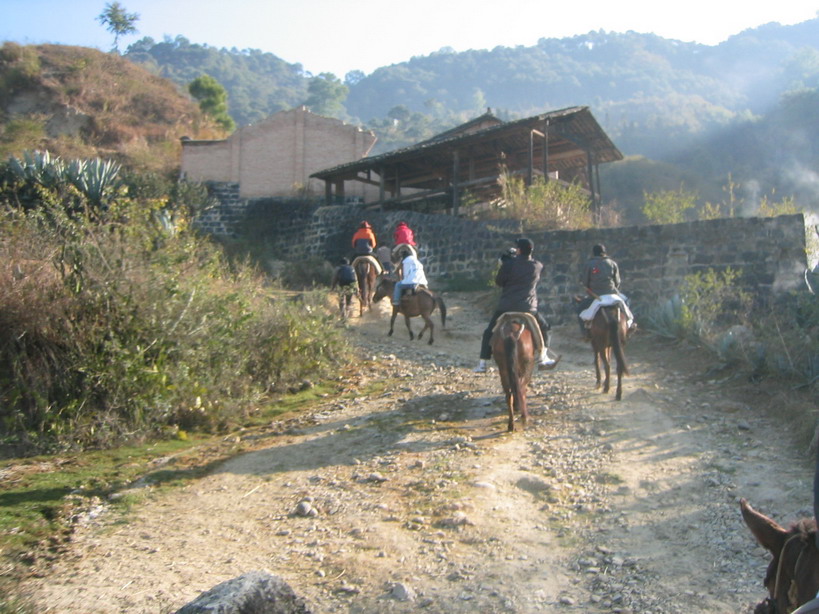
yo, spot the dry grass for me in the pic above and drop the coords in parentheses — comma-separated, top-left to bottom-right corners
(1, 43, 223, 173)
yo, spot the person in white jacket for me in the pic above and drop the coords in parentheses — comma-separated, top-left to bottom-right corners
(392, 246, 427, 306)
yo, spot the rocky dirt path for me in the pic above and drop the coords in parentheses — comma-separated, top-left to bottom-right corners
(19, 292, 816, 613)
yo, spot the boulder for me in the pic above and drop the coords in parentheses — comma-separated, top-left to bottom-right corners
(174, 571, 312, 614)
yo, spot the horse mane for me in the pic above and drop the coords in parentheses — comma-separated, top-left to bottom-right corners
(789, 516, 817, 537)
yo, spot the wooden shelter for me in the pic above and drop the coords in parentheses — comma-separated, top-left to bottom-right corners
(311, 106, 623, 215)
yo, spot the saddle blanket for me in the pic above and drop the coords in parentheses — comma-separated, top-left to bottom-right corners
(351, 255, 383, 275)
(491, 312, 545, 354)
(580, 294, 633, 327)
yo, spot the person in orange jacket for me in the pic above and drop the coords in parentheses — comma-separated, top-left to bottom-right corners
(393, 221, 416, 247)
(351, 221, 377, 255)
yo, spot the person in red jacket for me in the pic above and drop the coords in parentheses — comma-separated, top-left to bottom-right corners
(351, 221, 377, 255)
(393, 221, 416, 247)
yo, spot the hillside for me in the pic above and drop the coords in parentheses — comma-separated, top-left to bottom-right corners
(122, 20, 819, 157)
(114, 20, 819, 217)
(0, 43, 220, 172)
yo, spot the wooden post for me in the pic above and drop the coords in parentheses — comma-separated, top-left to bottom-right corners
(527, 130, 534, 186)
(543, 121, 549, 181)
(324, 179, 332, 205)
(452, 150, 460, 217)
(334, 179, 345, 204)
(587, 149, 598, 217)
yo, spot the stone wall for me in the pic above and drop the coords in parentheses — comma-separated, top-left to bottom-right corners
(192, 183, 243, 236)
(203, 194, 811, 324)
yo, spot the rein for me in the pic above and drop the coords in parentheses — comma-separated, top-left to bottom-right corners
(768, 532, 812, 613)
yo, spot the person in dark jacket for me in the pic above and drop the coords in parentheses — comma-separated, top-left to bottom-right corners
(330, 257, 357, 317)
(576, 244, 634, 335)
(474, 238, 559, 373)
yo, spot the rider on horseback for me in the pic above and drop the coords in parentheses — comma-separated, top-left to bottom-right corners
(576, 244, 635, 338)
(392, 245, 427, 306)
(351, 220, 377, 256)
(474, 238, 559, 373)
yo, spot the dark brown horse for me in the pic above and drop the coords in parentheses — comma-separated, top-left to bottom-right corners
(372, 275, 446, 344)
(589, 304, 630, 400)
(741, 498, 819, 613)
(490, 313, 537, 432)
(352, 256, 380, 317)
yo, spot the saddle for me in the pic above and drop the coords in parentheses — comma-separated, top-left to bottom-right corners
(492, 312, 545, 354)
(392, 243, 417, 259)
(351, 255, 383, 275)
(399, 283, 429, 298)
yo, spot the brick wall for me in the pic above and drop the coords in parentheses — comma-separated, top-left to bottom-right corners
(181, 107, 376, 201)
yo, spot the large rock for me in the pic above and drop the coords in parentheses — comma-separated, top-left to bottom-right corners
(174, 571, 312, 614)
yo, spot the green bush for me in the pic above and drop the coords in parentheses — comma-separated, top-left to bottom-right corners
(645, 268, 751, 346)
(678, 267, 751, 341)
(0, 169, 349, 454)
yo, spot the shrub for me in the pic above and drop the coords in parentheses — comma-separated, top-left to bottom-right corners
(644, 268, 751, 349)
(484, 168, 593, 230)
(0, 167, 349, 454)
(642, 184, 697, 224)
(677, 267, 751, 342)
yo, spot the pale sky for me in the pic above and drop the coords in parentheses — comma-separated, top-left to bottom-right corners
(3, 0, 818, 78)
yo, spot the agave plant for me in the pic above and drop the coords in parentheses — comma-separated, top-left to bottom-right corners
(66, 157, 123, 208)
(645, 293, 686, 339)
(6, 150, 67, 189)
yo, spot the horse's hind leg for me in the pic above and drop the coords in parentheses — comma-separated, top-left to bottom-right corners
(594, 351, 603, 389)
(418, 314, 434, 344)
(388, 311, 397, 336)
(518, 379, 529, 428)
(403, 315, 414, 340)
(603, 348, 611, 393)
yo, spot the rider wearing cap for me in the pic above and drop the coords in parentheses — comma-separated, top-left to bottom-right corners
(393, 221, 417, 247)
(577, 243, 635, 333)
(351, 221, 377, 256)
(474, 238, 559, 373)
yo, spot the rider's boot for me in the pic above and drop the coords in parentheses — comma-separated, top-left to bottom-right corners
(538, 348, 560, 370)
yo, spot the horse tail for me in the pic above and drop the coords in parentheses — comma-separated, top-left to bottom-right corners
(503, 329, 525, 413)
(611, 309, 629, 376)
(436, 295, 447, 328)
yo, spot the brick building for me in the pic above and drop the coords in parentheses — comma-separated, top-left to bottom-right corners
(180, 106, 376, 200)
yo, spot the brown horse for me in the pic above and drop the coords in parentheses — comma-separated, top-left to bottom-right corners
(372, 275, 446, 344)
(352, 256, 379, 317)
(741, 498, 819, 613)
(589, 304, 630, 400)
(490, 313, 536, 432)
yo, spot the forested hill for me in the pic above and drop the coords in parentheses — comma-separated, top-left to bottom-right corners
(124, 19, 819, 161)
(124, 37, 308, 129)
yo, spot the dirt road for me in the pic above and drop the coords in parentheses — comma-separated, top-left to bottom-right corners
(19, 292, 816, 613)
